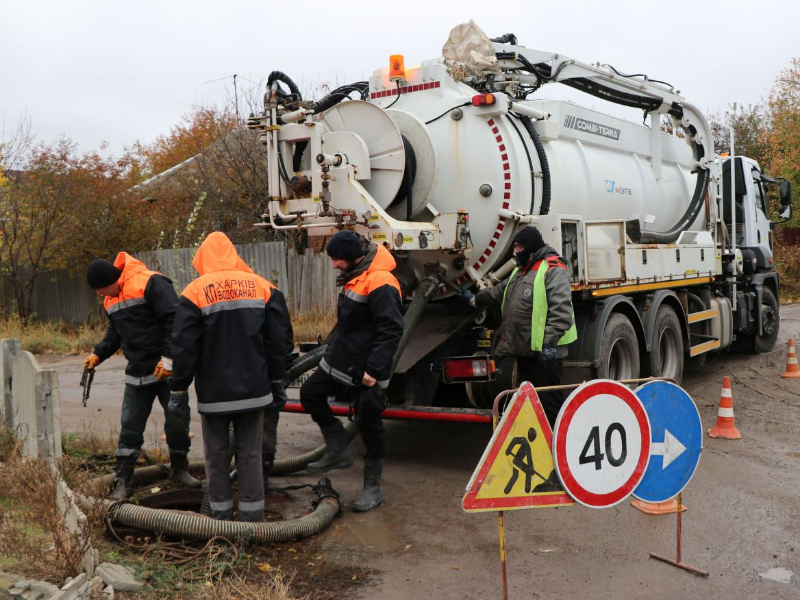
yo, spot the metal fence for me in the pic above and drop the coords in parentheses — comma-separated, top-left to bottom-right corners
(1, 242, 337, 322)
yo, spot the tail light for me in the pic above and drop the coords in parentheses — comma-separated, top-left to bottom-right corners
(442, 356, 496, 383)
(471, 93, 496, 106)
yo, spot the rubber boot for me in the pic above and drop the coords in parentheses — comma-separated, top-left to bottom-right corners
(353, 458, 384, 512)
(169, 452, 201, 488)
(306, 420, 353, 474)
(111, 459, 135, 501)
(262, 455, 274, 493)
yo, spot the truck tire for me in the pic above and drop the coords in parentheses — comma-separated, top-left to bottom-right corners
(597, 313, 640, 381)
(754, 287, 780, 353)
(649, 305, 684, 383)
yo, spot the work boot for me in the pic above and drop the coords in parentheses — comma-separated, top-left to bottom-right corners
(262, 455, 274, 493)
(111, 459, 136, 501)
(353, 458, 384, 512)
(306, 420, 353, 474)
(169, 452, 201, 488)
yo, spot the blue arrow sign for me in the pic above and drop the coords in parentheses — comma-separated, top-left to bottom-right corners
(632, 381, 703, 503)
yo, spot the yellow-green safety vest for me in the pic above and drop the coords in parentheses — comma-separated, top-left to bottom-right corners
(502, 261, 578, 352)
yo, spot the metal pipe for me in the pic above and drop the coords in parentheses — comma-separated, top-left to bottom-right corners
(283, 401, 492, 424)
(509, 101, 547, 120)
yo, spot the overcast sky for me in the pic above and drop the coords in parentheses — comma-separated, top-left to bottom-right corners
(2, 0, 796, 158)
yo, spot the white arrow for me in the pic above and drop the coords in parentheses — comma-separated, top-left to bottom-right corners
(650, 429, 686, 469)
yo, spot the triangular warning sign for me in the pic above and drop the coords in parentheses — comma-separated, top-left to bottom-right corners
(463, 381, 574, 512)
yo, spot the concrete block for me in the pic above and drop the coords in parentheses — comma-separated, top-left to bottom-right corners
(95, 564, 142, 593)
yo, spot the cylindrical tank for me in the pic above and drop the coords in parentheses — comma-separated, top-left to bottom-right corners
(366, 61, 703, 288)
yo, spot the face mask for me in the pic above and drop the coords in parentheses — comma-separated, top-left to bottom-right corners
(516, 249, 532, 265)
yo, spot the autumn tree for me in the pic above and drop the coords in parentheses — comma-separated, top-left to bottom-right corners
(765, 59, 800, 201)
(0, 125, 81, 318)
(128, 103, 274, 249)
(710, 103, 770, 165)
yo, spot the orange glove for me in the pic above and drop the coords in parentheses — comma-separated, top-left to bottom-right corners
(83, 354, 100, 370)
(154, 357, 173, 381)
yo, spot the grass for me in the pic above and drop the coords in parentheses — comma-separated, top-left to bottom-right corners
(0, 310, 336, 355)
(289, 309, 337, 343)
(0, 424, 107, 583)
(0, 316, 105, 355)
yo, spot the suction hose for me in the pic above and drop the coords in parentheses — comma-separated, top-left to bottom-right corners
(83, 473, 340, 544)
(391, 277, 440, 377)
(518, 115, 552, 215)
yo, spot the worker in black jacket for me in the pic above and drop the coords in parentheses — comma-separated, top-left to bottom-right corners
(300, 230, 404, 512)
(169, 232, 288, 522)
(85, 254, 199, 501)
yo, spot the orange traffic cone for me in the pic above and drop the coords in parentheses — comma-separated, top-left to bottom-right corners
(708, 376, 741, 439)
(781, 338, 800, 379)
(631, 498, 687, 515)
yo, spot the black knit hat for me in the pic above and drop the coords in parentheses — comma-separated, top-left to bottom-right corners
(326, 231, 365, 261)
(86, 259, 122, 289)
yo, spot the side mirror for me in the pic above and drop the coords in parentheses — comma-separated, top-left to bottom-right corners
(778, 180, 793, 222)
(780, 180, 792, 207)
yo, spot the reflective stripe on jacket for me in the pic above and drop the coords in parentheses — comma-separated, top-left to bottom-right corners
(475, 244, 575, 359)
(322, 243, 404, 388)
(502, 259, 578, 352)
(169, 233, 288, 414)
(93, 252, 177, 382)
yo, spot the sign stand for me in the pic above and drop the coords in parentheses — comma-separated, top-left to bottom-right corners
(492, 389, 515, 600)
(649, 493, 709, 577)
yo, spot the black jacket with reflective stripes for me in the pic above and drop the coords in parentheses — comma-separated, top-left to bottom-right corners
(93, 253, 177, 382)
(320, 244, 404, 388)
(169, 233, 288, 415)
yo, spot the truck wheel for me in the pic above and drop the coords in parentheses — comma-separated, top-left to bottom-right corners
(754, 287, 780, 353)
(649, 305, 684, 383)
(598, 313, 640, 381)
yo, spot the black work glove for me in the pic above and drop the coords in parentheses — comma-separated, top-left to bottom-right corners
(459, 289, 477, 308)
(168, 390, 188, 414)
(538, 345, 558, 369)
(270, 380, 288, 405)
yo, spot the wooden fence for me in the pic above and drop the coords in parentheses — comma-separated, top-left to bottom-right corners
(0, 243, 338, 323)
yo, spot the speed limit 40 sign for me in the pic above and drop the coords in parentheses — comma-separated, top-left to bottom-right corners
(553, 380, 651, 508)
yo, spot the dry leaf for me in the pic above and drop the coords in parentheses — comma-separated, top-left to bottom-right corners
(257, 563, 273, 572)
(450, 566, 460, 571)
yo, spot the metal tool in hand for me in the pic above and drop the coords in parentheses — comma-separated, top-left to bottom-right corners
(80, 366, 95, 407)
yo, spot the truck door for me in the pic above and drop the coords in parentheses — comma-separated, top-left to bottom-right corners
(748, 166, 774, 269)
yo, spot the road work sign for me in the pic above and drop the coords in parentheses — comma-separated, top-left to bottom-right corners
(553, 380, 651, 509)
(632, 380, 703, 503)
(462, 382, 574, 512)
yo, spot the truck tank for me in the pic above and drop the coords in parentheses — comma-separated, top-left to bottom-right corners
(313, 59, 707, 289)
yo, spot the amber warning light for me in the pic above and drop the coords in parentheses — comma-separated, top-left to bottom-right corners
(442, 356, 497, 383)
(389, 54, 406, 81)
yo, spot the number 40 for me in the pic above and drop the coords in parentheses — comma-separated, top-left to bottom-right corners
(579, 423, 627, 470)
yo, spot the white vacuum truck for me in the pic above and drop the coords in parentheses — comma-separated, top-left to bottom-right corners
(248, 25, 792, 416)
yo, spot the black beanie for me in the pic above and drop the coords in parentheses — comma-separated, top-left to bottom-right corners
(86, 259, 122, 289)
(514, 227, 545, 252)
(326, 231, 365, 261)
(514, 227, 546, 265)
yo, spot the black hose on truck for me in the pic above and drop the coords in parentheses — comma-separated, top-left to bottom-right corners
(518, 115, 552, 215)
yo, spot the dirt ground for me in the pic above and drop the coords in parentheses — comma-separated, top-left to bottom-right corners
(40, 305, 800, 599)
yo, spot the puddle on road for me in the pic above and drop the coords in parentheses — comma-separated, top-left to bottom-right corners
(324, 513, 403, 552)
(758, 567, 794, 583)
